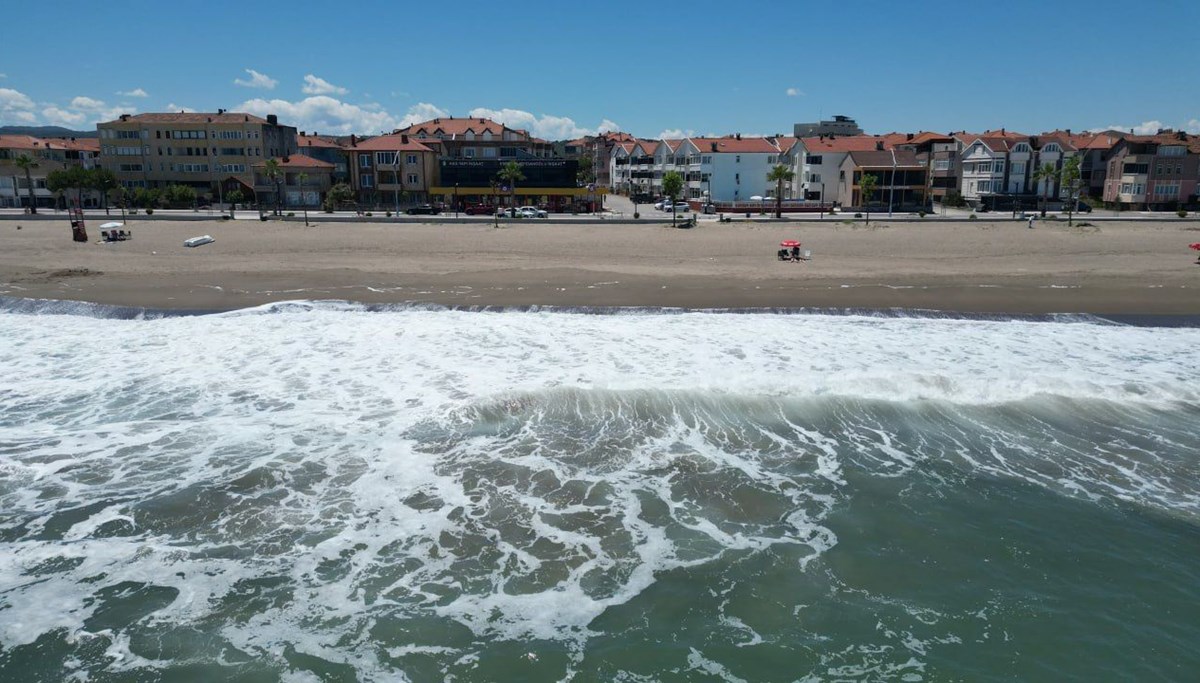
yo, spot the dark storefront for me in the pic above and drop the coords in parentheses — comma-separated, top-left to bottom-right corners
(433, 159, 602, 212)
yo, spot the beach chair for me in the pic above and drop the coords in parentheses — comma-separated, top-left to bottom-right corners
(100, 230, 110, 241)
(119, 230, 131, 240)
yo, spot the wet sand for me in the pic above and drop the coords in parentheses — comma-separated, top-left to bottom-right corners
(1, 217, 1198, 314)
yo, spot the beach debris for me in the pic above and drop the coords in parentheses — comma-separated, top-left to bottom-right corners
(184, 235, 215, 248)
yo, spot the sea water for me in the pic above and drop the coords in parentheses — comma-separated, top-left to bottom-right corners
(1, 302, 1198, 682)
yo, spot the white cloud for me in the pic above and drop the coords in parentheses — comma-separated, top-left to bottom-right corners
(166, 103, 196, 113)
(238, 95, 409, 135)
(785, 87, 803, 97)
(41, 106, 86, 126)
(397, 102, 449, 127)
(301, 74, 348, 96)
(0, 73, 7, 79)
(658, 128, 695, 139)
(597, 119, 620, 133)
(0, 87, 36, 113)
(234, 68, 278, 89)
(1090, 120, 1163, 135)
(1185, 119, 1200, 134)
(467, 107, 618, 140)
(117, 88, 149, 98)
(69, 96, 106, 110)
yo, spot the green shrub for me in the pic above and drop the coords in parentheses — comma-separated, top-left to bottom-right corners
(1178, 209, 1188, 218)
(365, 211, 373, 217)
(386, 210, 392, 217)
(918, 211, 926, 218)
(145, 208, 153, 215)
(968, 214, 977, 221)
(287, 212, 295, 217)
(633, 212, 640, 219)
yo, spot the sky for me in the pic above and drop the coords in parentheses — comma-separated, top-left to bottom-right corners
(1, 0, 1197, 140)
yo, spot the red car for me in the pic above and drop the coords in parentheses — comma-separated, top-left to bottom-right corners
(464, 204, 494, 215)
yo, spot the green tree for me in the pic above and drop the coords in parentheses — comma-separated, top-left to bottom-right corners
(768, 164, 795, 219)
(226, 189, 244, 218)
(329, 182, 354, 206)
(497, 161, 525, 209)
(859, 172, 878, 225)
(262, 158, 283, 215)
(133, 187, 162, 209)
(662, 170, 684, 227)
(163, 184, 197, 207)
(1060, 156, 1082, 227)
(47, 166, 90, 209)
(1032, 162, 1059, 217)
(89, 168, 119, 215)
(14, 154, 38, 213)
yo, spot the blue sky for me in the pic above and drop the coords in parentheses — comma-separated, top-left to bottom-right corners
(2, 0, 1197, 139)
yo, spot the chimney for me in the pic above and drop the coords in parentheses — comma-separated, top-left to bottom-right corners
(300, 131, 306, 137)
(1065, 128, 1071, 135)
(207, 117, 212, 123)
(282, 155, 290, 163)
(1001, 128, 1005, 134)
(710, 142, 718, 152)
(875, 140, 884, 151)
(267, 114, 278, 125)
(735, 133, 741, 140)
(120, 114, 129, 121)
(217, 108, 226, 115)
(906, 133, 914, 141)
(401, 134, 408, 144)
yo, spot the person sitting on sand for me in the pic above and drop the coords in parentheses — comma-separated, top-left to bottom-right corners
(791, 245, 801, 261)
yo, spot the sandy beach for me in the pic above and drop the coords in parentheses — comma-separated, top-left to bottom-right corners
(1, 216, 1198, 314)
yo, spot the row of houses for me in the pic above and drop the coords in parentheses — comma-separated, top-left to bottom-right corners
(592, 127, 1200, 211)
(4, 110, 1197, 212)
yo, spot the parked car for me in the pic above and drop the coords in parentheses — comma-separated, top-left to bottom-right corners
(464, 204, 493, 215)
(406, 204, 441, 215)
(518, 206, 548, 218)
(654, 199, 671, 210)
(668, 202, 690, 212)
(496, 207, 518, 218)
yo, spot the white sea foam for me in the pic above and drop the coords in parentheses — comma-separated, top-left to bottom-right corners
(1, 305, 1198, 678)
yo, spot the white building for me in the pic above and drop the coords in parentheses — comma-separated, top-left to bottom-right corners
(959, 132, 1078, 206)
(684, 136, 782, 202)
(789, 135, 898, 204)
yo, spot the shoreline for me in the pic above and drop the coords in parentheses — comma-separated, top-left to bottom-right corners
(3, 218, 1198, 317)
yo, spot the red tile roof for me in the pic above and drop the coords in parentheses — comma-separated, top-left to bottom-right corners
(348, 133, 436, 152)
(688, 136, 781, 154)
(845, 149, 923, 168)
(0, 135, 48, 151)
(297, 133, 345, 149)
(112, 112, 274, 125)
(801, 135, 895, 152)
(394, 116, 523, 139)
(661, 139, 685, 152)
(254, 155, 335, 169)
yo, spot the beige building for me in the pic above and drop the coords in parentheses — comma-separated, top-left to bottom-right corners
(1, 135, 101, 209)
(345, 133, 440, 206)
(253, 155, 335, 208)
(97, 110, 297, 200)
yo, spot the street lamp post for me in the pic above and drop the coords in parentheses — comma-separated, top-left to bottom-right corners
(454, 182, 459, 218)
(299, 172, 309, 226)
(888, 148, 897, 218)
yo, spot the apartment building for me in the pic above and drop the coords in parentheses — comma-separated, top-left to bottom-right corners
(836, 150, 927, 210)
(628, 140, 658, 199)
(608, 140, 634, 195)
(1102, 132, 1199, 209)
(793, 115, 863, 138)
(345, 133, 440, 206)
(392, 117, 551, 161)
(295, 132, 350, 185)
(680, 136, 783, 202)
(97, 111, 297, 198)
(0, 135, 102, 209)
(253, 155, 334, 207)
(958, 131, 1080, 209)
(786, 135, 897, 204)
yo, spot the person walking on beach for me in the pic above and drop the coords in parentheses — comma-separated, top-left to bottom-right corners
(1027, 214, 1035, 229)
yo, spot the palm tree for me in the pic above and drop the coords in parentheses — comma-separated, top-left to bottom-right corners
(859, 172, 878, 226)
(768, 165, 795, 218)
(497, 161, 524, 211)
(1060, 156, 1082, 227)
(662, 170, 684, 227)
(1032, 163, 1058, 217)
(14, 154, 38, 214)
(262, 158, 283, 215)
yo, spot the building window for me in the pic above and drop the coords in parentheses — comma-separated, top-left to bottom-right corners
(483, 147, 497, 158)
(406, 154, 417, 164)
(735, 155, 741, 163)
(407, 173, 418, 184)
(1011, 161, 1025, 175)
(376, 152, 397, 166)
(464, 148, 476, 158)
(805, 154, 823, 164)
(359, 154, 371, 168)
(361, 174, 374, 188)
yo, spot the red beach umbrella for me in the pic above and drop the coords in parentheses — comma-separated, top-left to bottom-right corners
(780, 240, 802, 248)
(1190, 243, 1200, 251)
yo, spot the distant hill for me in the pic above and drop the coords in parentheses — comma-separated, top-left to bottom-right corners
(0, 125, 98, 138)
